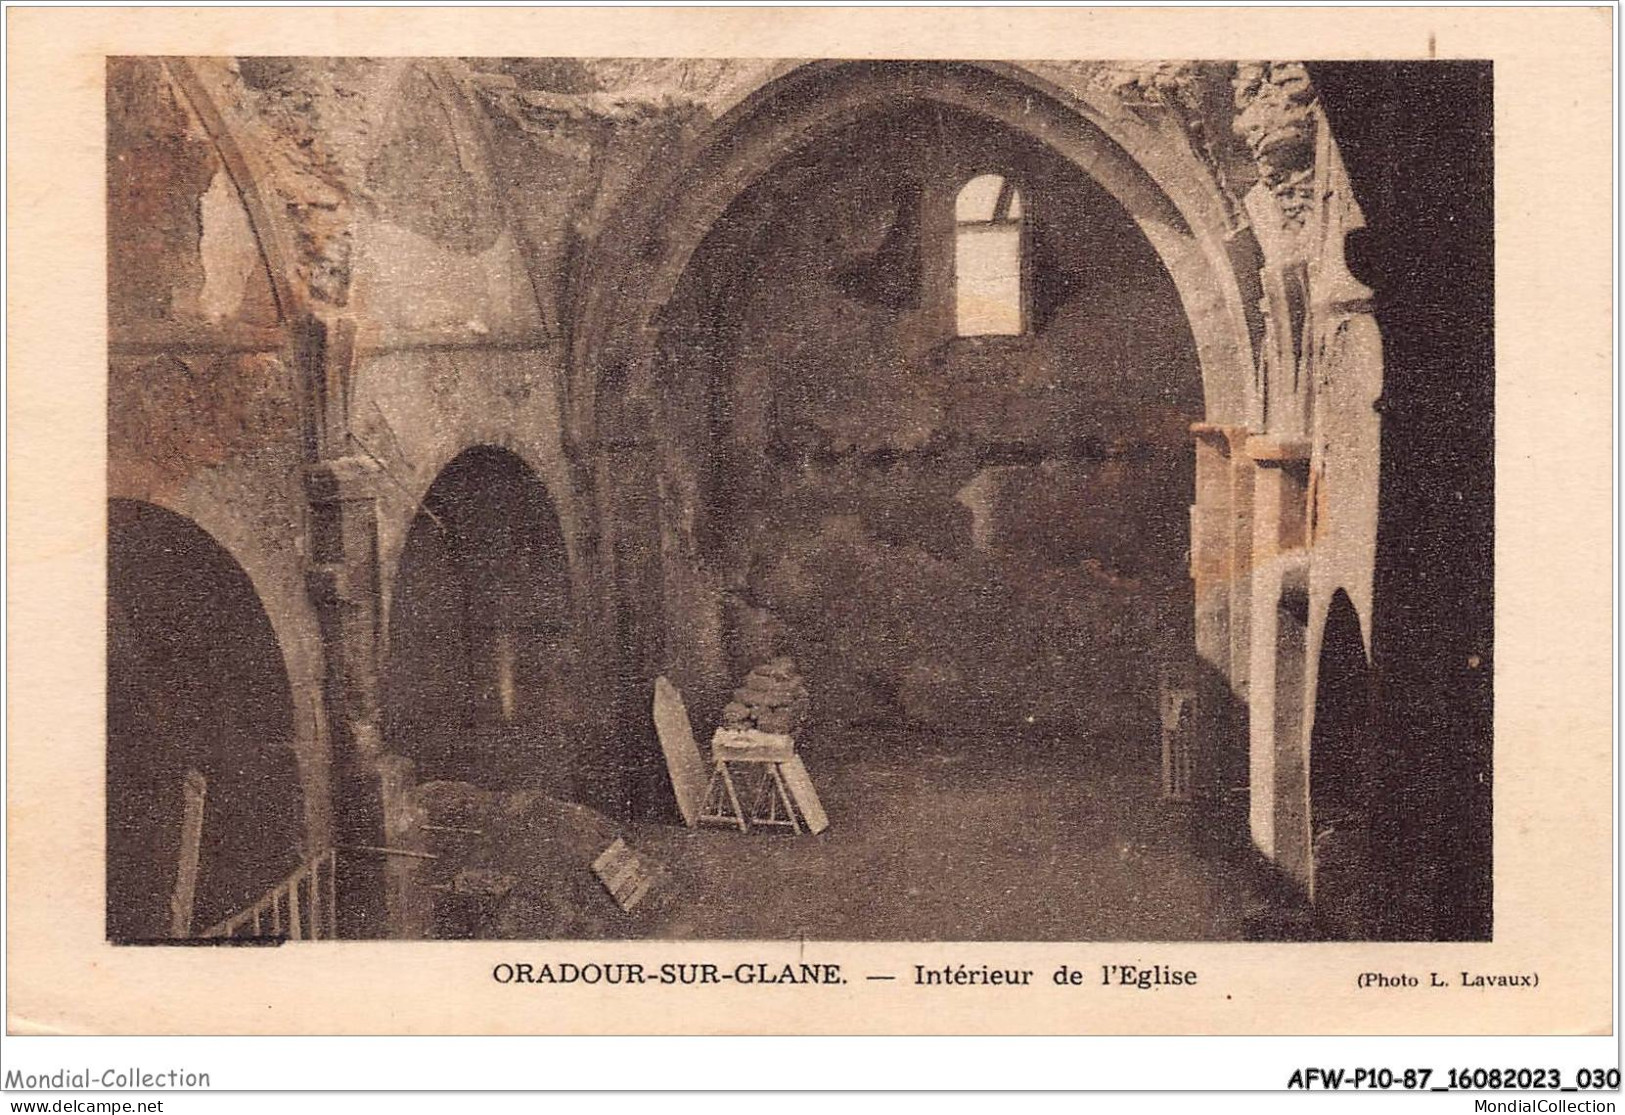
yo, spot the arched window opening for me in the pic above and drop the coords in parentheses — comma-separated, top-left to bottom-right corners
(955, 173, 1025, 336)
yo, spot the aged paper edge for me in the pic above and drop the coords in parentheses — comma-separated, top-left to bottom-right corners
(5, 5, 1614, 1037)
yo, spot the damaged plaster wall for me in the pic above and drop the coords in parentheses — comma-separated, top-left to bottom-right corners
(653, 102, 1206, 738)
(106, 58, 329, 880)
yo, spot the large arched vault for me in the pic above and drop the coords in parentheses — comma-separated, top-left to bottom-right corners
(573, 59, 1383, 901)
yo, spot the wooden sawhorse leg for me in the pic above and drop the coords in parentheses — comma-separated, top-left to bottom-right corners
(699, 760, 749, 832)
(746, 762, 803, 834)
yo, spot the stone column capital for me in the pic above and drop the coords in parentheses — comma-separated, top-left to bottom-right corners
(304, 456, 383, 503)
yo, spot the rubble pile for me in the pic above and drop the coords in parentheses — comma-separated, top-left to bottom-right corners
(720, 656, 810, 736)
(413, 780, 677, 939)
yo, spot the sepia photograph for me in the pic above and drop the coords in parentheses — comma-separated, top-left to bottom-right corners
(6, 3, 1615, 1077)
(103, 53, 1494, 948)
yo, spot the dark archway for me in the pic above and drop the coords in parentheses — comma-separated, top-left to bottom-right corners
(1309, 589, 1375, 937)
(107, 499, 303, 942)
(385, 446, 574, 790)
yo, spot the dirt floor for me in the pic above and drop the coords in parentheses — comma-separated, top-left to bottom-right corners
(420, 710, 1281, 941)
(629, 720, 1269, 941)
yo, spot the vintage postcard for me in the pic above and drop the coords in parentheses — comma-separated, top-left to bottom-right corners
(5, 6, 1614, 1045)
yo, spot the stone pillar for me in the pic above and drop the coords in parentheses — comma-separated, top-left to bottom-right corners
(1245, 435, 1313, 888)
(588, 383, 666, 823)
(296, 313, 434, 937)
(1190, 424, 1245, 682)
(1186, 424, 1254, 813)
(1226, 436, 1257, 698)
(1269, 555, 1312, 890)
(305, 454, 399, 937)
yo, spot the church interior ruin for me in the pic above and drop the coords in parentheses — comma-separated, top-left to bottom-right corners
(105, 58, 1493, 943)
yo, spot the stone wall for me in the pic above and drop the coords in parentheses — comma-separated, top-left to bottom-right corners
(105, 56, 1410, 932)
(651, 101, 1204, 737)
(106, 58, 329, 869)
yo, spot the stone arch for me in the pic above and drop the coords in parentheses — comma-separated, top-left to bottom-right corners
(107, 499, 307, 940)
(102, 475, 331, 854)
(576, 60, 1261, 435)
(570, 60, 1262, 806)
(374, 434, 585, 642)
(565, 59, 1287, 821)
(162, 59, 301, 322)
(383, 446, 578, 791)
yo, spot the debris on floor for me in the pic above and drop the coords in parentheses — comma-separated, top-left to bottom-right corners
(449, 867, 518, 898)
(721, 657, 810, 736)
(592, 837, 661, 913)
(703, 658, 829, 836)
(413, 780, 678, 938)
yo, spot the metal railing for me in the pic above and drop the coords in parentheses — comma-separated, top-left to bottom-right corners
(199, 846, 338, 940)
